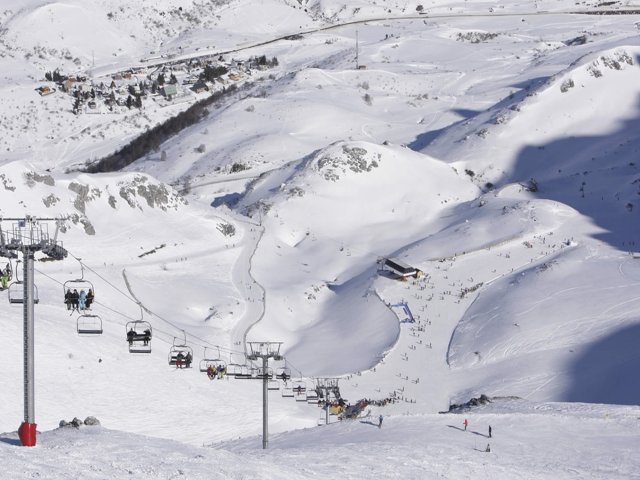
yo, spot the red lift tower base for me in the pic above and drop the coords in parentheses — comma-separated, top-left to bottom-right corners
(18, 422, 37, 447)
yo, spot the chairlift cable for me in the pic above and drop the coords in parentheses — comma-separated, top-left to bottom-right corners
(35, 252, 264, 362)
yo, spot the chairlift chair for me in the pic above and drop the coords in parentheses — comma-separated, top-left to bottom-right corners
(226, 363, 247, 378)
(8, 281, 39, 304)
(293, 380, 307, 401)
(169, 344, 193, 368)
(268, 379, 280, 390)
(276, 366, 291, 382)
(281, 386, 294, 398)
(306, 389, 320, 404)
(1, 259, 13, 283)
(125, 320, 152, 354)
(63, 276, 94, 311)
(77, 314, 103, 335)
(199, 347, 227, 373)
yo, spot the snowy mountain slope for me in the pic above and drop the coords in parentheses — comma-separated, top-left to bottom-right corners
(0, 0, 639, 475)
(244, 140, 478, 375)
(1, 398, 639, 480)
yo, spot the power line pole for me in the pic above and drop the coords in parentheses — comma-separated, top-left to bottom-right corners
(247, 342, 282, 449)
(0, 216, 67, 447)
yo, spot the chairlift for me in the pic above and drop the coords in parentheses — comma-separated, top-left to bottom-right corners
(63, 263, 95, 311)
(0, 259, 13, 283)
(293, 380, 307, 401)
(77, 314, 103, 335)
(226, 363, 249, 378)
(8, 281, 39, 304)
(125, 320, 152, 354)
(276, 366, 291, 382)
(257, 366, 273, 380)
(268, 379, 280, 390)
(168, 334, 193, 368)
(199, 347, 227, 373)
(281, 386, 294, 398)
(306, 388, 320, 404)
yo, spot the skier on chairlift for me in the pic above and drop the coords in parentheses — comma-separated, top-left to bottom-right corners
(86, 289, 94, 309)
(79, 289, 87, 311)
(64, 288, 72, 310)
(71, 289, 80, 312)
(176, 352, 185, 369)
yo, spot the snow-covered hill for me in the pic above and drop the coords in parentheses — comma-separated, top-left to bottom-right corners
(0, 0, 639, 477)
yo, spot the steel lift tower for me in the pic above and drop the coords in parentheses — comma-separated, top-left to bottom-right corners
(0, 216, 67, 446)
(247, 342, 283, 449)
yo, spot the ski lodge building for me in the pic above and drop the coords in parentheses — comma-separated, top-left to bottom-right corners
(378, 257, 423, 279)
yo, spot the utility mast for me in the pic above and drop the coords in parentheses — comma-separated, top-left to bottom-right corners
(247, 342, 282, 449)
(0, 216, 67, 447)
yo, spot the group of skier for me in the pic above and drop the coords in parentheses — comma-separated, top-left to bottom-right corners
(64, 288, 94, 312)
(206, 364, 227, 380)
(175, 351, 193, 369)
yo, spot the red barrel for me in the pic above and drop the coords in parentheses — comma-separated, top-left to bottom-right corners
(18, 422, 37, 447)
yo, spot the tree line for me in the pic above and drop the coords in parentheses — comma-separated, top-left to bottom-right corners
(82, 84, 238, 173)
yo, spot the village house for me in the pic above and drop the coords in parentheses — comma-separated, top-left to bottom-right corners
(161, 83, 178, 99)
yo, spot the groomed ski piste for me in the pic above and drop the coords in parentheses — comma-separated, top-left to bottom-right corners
(0, 0, 639, 478)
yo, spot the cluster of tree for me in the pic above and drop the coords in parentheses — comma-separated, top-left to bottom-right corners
(83, 85, 237, 173)
(44, 69, 67, 82)
(200, 64, 228, 82)
(248, 55, 279, 68)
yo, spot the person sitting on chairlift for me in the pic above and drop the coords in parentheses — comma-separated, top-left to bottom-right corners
(143, 329, 151, 345)
(79, 290, 87, 311)
(176, 352, 184, 369)
(185, 352, 193, 368)
(71, 289, 80, 312)
(86, 289, 94, 309)
(217, 364, 226, 379)
(127, 328, 136, 346)
(207, 365, 215, 380)
(64, 289, 73, 310)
